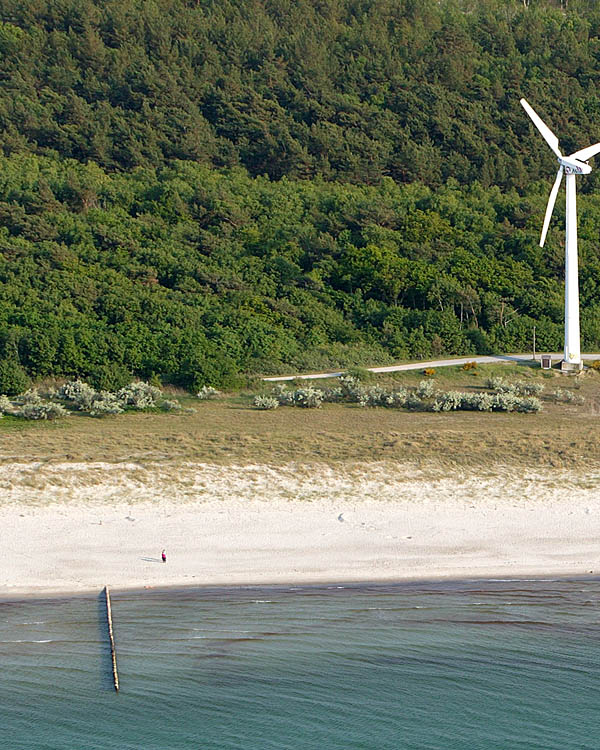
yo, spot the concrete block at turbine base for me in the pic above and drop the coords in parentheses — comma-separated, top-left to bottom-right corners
(560, 360, 583, 373)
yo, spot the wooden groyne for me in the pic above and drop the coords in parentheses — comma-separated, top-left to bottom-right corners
(104, 586, 119, 692)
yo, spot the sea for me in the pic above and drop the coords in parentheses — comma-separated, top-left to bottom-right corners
(2, 578, 599, 750)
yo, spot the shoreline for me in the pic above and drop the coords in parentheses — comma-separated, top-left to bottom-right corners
(2, 460, 600, 601)
(2, 572, 600, 605)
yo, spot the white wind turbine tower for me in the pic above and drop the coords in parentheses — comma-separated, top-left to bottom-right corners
(520, 98, 600, 371)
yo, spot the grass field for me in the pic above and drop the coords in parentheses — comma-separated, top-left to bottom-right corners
(1, 364, 599, 474)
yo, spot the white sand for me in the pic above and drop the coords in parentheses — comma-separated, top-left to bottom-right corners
(1, 460, 600, 597)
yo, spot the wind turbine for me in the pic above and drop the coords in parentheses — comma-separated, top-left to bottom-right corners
(520, 98, 600, 371)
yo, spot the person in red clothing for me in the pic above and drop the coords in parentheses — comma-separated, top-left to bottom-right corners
(161, 549, 167, 563)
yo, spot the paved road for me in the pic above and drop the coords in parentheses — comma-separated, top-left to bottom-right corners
(262, 353, 600, 382)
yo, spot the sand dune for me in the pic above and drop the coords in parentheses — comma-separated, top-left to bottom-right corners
(1, 460, 600, 596)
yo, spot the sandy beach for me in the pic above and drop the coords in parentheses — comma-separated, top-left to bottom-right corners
(1, 459, 600, 597)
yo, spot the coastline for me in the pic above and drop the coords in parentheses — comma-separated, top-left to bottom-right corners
(2, 573, 599, 605)
(2, 460, 600, 600)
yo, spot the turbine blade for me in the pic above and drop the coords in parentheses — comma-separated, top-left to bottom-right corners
(540, 168, 563, 248)
(570, 143, 600, 162)
(520, 98, 562, 158)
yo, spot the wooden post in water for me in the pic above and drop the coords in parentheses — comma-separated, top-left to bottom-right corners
(104, 586, 120, 692)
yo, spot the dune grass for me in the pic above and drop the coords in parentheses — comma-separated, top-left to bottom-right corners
(1, 364, 598, 474)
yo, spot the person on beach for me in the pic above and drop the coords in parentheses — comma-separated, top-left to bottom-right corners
(161, 549, 167, 563)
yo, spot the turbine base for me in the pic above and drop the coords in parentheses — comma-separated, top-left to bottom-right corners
(560, 360, 583, 373)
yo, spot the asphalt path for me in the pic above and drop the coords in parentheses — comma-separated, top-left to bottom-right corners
(262, 353, 600, 382)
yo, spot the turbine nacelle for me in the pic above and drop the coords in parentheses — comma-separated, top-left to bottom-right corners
(559, 156, 591, 175)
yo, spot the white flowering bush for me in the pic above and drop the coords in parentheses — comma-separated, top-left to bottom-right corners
(358, 385, 388, 407)
(0, 394, 16, 414)
(253, 395, 279, 410)
(404, 393, 423, 409)
(430, 391, 536, 413)
(497, 383, 518, 395)
(384, 388, 409, 408)
(89, 391, 124, 417)
(516, 397, 543, 413)
(117, 381, 162, 408)
(0, 377, 204, 420)
(18, 401, 69, 420)
(416, 379, 436, 399)
(490, 392, 519, 411)
(339, 374, 365, 402)
(272, 384, 295, 405)
(432, 391, 464, 411)
(517, 382, 544, 396)
(459, 393, 494, 411)
(293, 386, 324, 408)
(16, 388, 42, 405)
(197, 385, 220, 400)
(485, 376, 505, 391)
(58, 380, 98, 410)
(552, 388, 583, 404)
(321, 386, 344, 403)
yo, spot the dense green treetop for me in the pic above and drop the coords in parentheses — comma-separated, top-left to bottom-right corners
(2, 153, 600, 389)
(1, 0, 600, 388)
(0, 0, 600, 188)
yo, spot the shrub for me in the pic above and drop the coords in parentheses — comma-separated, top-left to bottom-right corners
(253, 395, 279, 410)
(117, 381, 162, 408)
(459, 393, 494, 411)
(338, 374, 364, 402)
(15, 388, 42, 405)
(272, 383, 295, 405)
(161, 399, 182, 411)
(358, 385, 388, 407)
(416, 379, 436, 399)
(404, 393, 423, 409)
(58, 380, 98, 410)
(462, 361, 478, 371)
(18, 401, 69, 420)
(486, 377, 518, 394)
(485, 376, 505, 391)
(552, 388, 584, 404)
(0, 394, 15, 414)
(0, 359, 30, 396)
(322, 386, 344, 403)
(490, 392, 520, 411)
(431, 390, 539, 413)
(293, 386, 324, 408)
(197, 385, 220, 400)
(423, 368, 436, 377)
(384, 388, 409, 408)
(516, 397, 543, 413)
(517, 382, 544, 396)
(89, 391, 124, 417)
(590, 360, 600, 371)
(432, 391, 464, 411)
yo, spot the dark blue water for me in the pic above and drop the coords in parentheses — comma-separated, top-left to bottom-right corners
(2, 579, 600, 749)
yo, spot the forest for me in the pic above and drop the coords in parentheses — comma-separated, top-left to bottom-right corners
(1, 0, 600, 390)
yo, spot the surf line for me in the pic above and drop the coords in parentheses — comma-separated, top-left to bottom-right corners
(104, 586, 120, 692)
